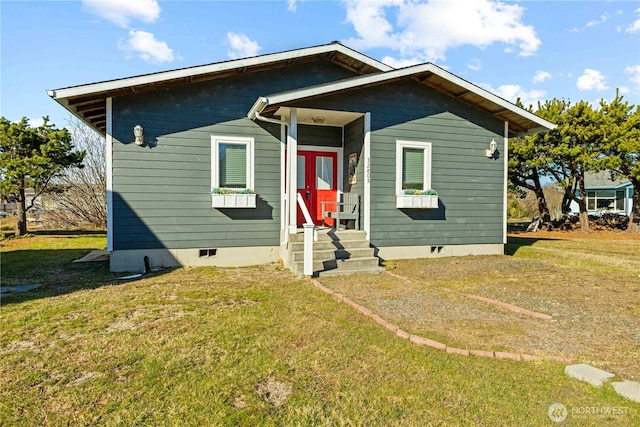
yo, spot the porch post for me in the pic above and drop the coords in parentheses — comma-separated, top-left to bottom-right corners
(503, 121, 509, 245)
(288, 108, 298, 234)
(280, 123, 287, 234)
(364, 112, 371, 239)
(106, 97, 113, 252)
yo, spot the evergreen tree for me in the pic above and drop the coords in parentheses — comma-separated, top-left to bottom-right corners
(508, 99, 565, 223)
(546, 101, 602, 233)
(0, 117, 85, 235)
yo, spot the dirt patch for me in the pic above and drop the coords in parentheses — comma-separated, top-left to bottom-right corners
(320, 231, 640, 381)
(510, 228, 640, 241)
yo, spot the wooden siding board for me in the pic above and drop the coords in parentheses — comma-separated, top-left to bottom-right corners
(299, 125, 342, 147)
(294, 79, 504, 247)
(343, 117, 365, 195)
(112, 64, 507, 252)
(111, 61, 357, 251)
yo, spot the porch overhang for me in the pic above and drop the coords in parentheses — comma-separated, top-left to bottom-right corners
(247, 63, 556, 138)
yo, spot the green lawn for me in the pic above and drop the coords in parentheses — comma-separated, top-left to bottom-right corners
(1, 233, 638, 426)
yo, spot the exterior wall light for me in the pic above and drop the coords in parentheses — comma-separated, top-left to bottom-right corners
(133, 125, 144, 146)
(486, 138, 497, 158)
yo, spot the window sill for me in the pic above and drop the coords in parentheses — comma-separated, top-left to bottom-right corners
(212, 193, 256, 208)
(396, 194, 438, 209)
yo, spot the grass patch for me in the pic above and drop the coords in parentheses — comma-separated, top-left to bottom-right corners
(1, 234, 638, 425)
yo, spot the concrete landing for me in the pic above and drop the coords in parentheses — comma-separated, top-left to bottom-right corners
(565, 364, 615, 387)
(611, 380, 640, 403)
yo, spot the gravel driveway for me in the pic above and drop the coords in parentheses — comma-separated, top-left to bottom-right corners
(319, 234, 640, 381)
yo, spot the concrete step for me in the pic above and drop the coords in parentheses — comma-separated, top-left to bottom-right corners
(287, 228, 381, 276)
(290, 247, 375, 262)
(290, 239, 371, 252)
(288, 229, 367, 243)
(316, 265, 386, 277)
(293, 256, 381, 276)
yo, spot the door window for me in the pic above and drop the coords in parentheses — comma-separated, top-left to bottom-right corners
(316, 156, 334, 190)
(297, 155, 306, 189)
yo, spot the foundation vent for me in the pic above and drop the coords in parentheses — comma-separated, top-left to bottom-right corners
(199, 248, 218, 257)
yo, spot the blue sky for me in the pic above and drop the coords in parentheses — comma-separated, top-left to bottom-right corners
(1, 0, 639, 129)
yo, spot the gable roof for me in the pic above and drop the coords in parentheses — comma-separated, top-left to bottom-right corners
(48, 41, 554, 137)
(47, 42, 392, 135)
(248, 62, 555, 137)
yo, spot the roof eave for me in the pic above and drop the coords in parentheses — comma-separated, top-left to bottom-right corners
(515, 125, 557, 137)
(48, 42, 393, 100)
(247, 97, 269, 120)
(250, 63, 556, 135)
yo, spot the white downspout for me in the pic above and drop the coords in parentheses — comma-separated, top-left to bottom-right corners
(253, 110, 290, 245)
(255, 110, 286, 126)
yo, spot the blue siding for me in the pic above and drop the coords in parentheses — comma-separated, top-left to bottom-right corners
(111, 61, 356, 250)
(296, 79, 505, 247)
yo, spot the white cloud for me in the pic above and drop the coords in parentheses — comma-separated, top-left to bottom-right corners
(29, 117, 45, 128)
(467, 58, 482, 71)
(532, 70, 551, 84)
(342, 0, 541, 63)
(380, 56, 421, 68)
(586, 13, 610, 28)
(119, 30, 174, 64)
(576, 69, 608, 91)
(626, 8, 640, 33)
(226, 32, 261, 59)
(625, 64, 640, 89)
(481, 83, 546, 110)
(287, 0, 299, 12)
(619, 86, 630, 94)
(83, 0, 160, 28)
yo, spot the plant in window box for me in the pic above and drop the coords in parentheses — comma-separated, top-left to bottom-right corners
(211, 188, 257, 208)
(396, 189, 438, 209)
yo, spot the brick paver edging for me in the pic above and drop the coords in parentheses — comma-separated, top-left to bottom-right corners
(310, 278, 572, 364)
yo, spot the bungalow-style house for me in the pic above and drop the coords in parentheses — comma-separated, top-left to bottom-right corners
(48, 42, 554, 275)
(570, 171, 634, 216)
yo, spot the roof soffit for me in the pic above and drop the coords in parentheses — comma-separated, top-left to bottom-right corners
(250, 64, 555, 137)
(48, 43, 392, 135)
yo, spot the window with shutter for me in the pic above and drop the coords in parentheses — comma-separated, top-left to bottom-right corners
(402, 148, 424, 190)
(211, 136, 254, 191)
(219, 143, 246, 187)
(395, 140, 432, 195)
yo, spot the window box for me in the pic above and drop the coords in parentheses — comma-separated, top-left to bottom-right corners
(212, 193, 256, 208)
(396, 140, 436, 209)
(396, 194, 438, 209)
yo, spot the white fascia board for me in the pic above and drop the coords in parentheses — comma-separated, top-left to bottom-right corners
(48, 43, 392, 101)
(251, 63, 556, 133)
(333, 44, 394, 72)
(516, 126, 556, 137)
(247, 97, 269, 120)
(423, 65, 557, 132)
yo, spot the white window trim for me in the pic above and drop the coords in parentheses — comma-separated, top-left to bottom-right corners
(211, 135, 255, 190)
(395, 140, 432, 195)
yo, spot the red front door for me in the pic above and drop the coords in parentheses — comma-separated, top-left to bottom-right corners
(296, 150, 338, 226)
